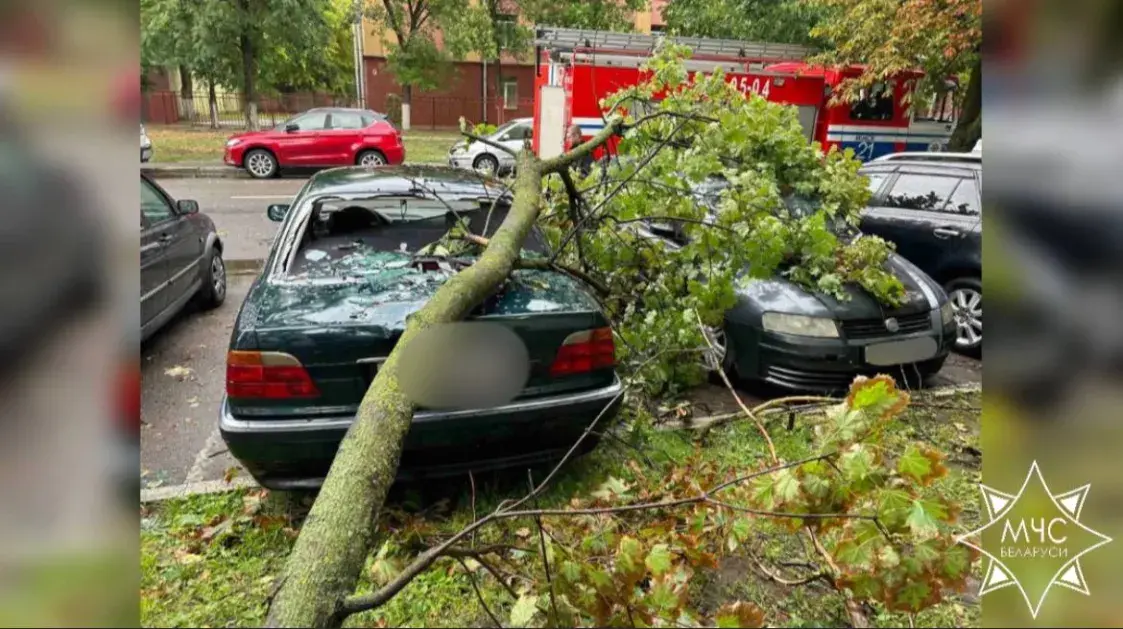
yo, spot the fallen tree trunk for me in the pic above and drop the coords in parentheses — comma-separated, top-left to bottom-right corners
(265, 123, 621, 629)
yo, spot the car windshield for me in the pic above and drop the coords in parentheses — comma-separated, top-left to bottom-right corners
(290, 194, 546, 278)
(491, 120, 522, 138)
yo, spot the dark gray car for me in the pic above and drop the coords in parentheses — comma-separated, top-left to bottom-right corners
(857, 159, 982, 356)
(140, 172, 227, 341)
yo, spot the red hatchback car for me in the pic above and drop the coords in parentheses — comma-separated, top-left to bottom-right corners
(224, 107, 406, 179)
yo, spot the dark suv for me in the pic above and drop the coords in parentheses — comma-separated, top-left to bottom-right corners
(857, 159, 982, 356)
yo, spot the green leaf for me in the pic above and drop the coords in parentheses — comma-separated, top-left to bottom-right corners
(616, 536, 646, 582)
(715, 601, 766, 628)
(905, 500, 941, 539)
(773, 469, 802, 504)
(897, 444, 933, 482)
(942, 544, 972, 580)
(509, 594, 540, 628)
(876, 489, 913, 529)
(839, 444, 876, 484)
(645, 543, 673, 576)
(559, 560, 583, 584)
(895, 580, 931, 611)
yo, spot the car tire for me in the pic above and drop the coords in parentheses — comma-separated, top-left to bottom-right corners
(945, 277, 982, 358)
(703, 324, 740, 384)
(473, 154, 499, 176)
(244, 148, 278, 179)
(195, 248, 227, 310)
(357, 150, 387, 168)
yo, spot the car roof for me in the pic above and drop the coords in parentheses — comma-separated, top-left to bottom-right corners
(860, 159, 980, 176)
(303, 164, 509, 198)
(869, 151, 981, 165)
(305, 106, 381, 115)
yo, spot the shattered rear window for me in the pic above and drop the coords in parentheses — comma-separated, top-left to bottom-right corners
(290, 196, 547, 278)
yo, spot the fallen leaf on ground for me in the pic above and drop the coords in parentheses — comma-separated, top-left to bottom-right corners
(224, 467, 239, 483)
(201, 518, 234, 542)
(164, 365, 193, 379)
(173, 548, 203, 565)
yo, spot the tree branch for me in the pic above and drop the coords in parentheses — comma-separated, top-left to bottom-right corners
(455, 556, 503, 628)
(694, 311, 777, 461)
(549, 116, 694, 263)
(461, 129, 519, 157)
(539, 115, 625, 174)
(461, 233, 610, 297)
(529, 470, 559, 628)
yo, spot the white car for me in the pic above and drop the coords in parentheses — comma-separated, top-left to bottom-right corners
(447, 118, 533, 176)
(141, 124, 153, 163)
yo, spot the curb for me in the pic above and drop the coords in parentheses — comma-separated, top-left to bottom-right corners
(142, 164, 249, 179)
(142, 476, 260, 503)
(227, 258, 264, 275)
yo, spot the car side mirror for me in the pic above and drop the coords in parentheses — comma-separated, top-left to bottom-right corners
(267, 204, 290, 222)
(177, 199, 199, 215)
(285, 123, 299, 133)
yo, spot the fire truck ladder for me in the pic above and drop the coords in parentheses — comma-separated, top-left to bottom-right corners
(534, 26, 816, 67)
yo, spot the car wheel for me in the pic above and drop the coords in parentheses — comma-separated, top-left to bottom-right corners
(473, 154, 499, 175)
(244, 149, 278, 179)
(357, 150, 387, 168)
(196, 248, 227, 309)
(946, 277, 982, 357)
(703, 324, 739, 382)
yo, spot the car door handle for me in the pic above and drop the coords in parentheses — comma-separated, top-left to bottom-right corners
(159, 233, 173, 245)
(933, 227, 960, 239)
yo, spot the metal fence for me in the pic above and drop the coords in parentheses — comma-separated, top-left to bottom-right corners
(141, 89, 537, 131)
(142, 90, 361, 129)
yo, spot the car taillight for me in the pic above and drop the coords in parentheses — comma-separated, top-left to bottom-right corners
(117, 362, 141, 436)
(549, 327, 616, 377)
(226, 350, 319, 399)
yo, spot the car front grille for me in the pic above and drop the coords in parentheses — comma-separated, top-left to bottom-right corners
(839, 312, 931, 339)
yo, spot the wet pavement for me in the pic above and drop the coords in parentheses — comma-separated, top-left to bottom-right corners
(140, 274, 250, 490)
(155, 178, 306, 263)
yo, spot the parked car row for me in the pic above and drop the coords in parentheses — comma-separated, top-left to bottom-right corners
(142, 132, 979, 490)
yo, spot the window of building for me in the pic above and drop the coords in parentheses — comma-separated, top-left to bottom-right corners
(849, 82, 895, 122)
(496, 14, 517, 49)
(502, 79, 518, 110)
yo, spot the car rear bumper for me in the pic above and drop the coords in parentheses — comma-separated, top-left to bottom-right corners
(219, 376, 625, 490)
(729, 315, 956, 393)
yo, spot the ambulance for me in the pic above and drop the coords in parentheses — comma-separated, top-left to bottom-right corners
(531, 27, 959, 163)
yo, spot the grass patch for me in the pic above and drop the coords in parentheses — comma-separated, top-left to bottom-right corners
(144, 125, 460, 165)
(141, 388, 982, 628)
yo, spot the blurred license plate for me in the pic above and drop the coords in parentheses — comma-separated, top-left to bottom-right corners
(864, 337, 938, 366)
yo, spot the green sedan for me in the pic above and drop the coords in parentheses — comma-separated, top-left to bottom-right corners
(219, 166, 623, 490)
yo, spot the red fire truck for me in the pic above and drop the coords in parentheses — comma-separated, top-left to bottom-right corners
(531, 27, 958, 163)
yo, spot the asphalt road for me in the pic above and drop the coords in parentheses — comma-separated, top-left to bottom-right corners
(156, 178, 308, 263)
(140, 274, 252, 490)
(139, 269, 982, 490)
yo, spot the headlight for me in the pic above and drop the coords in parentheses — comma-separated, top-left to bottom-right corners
(761, 313, 839, 338)
(226, 139, 242, 148)
(939, 300, 954, 326)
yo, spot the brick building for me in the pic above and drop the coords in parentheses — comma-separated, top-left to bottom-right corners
(360, 0, 668, 129)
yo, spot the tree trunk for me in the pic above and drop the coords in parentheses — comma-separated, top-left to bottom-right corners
(401, 84, 412, 131)
(262, 117, 621, 627)
(179, 65, 196, 121)
(948, 56, 981, 152)
(208, 81, 220, 130)
(264, 152, 546, 629)
(239, 0, 259, 131)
